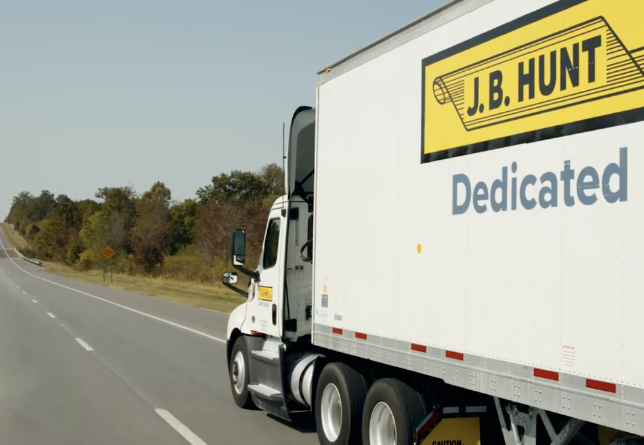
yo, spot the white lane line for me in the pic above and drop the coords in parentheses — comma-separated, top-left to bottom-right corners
(75, 338, 94, 351)
(22, 291, 26, 295)
(155, 409, 208, 445)
(32, 299, 37, 303)
(47, 312, 56, 319)
(15, 286, 19, 289)
(0, 237, 226, 345)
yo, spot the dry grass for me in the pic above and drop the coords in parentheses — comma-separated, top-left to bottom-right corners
(0, 223, 32, 250)
(42, 261, 246, 313)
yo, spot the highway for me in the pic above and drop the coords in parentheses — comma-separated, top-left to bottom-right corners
(0, 229, 318, 444)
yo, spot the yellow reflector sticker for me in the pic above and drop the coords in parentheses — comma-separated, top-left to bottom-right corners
(258, 286, 273, 301)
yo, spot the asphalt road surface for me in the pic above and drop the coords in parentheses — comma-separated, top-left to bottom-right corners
(0, 229, 318, 444)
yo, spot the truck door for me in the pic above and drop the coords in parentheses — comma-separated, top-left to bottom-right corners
(245, 204, 286, 338)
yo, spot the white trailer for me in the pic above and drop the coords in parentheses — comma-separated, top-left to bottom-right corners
(223, 0, 644, 443)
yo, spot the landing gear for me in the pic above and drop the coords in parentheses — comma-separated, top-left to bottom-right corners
(362, 378, 428, 445)
(314, 362, 368, 445)
(494, 397, 585, 445)
(229, 336, 255, 409)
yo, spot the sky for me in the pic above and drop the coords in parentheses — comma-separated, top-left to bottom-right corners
(0, 0, 449, 218)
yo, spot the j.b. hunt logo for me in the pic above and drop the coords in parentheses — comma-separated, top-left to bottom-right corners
(452, 147, 627, 215)
(421, 0, 644, 162)
(462, 34, 601, 121)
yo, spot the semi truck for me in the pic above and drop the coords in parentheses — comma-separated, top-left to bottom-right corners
(222, 0, 644, 443)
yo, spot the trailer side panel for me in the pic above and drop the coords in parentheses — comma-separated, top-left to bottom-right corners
(313, 0, 644, 434)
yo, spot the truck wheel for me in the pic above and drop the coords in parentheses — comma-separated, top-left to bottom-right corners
(229, 336, 255, 409)
(315, 362, 368, 445)
(362, 378, 428, 445)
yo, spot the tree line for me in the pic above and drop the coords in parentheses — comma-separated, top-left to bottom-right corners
(4, 163, 284, 281)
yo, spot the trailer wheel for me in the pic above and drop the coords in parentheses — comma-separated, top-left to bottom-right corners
(229, 336, 255, 409)
(362, 378, 428, 445)
(314, 362, 367, 445)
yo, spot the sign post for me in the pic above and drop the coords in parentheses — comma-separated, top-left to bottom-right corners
(100, 245, 115, 283)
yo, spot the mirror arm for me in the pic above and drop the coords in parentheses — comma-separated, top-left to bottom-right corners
(223, 281, 249, 298)
(233, 263, 260, 281)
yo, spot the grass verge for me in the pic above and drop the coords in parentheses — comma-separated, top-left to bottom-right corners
(1, 223, 245, 314)
(41, 261, 245, 314)
(0, 223, 32, 250)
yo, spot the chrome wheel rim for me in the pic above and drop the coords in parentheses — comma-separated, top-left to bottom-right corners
(320, 383, 342, 442)
(369, 401, 397, 445)
(231, 350, 246, 394)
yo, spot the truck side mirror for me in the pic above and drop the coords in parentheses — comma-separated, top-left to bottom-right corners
(221, 271, 248, 298)
(222, 272, 238, 285)
(232, 229, 246, 266)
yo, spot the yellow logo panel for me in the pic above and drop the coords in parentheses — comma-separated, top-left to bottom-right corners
(421, 0, 644, 163)
(258, 286, 273, 302)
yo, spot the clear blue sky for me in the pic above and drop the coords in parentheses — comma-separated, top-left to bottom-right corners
(0, 0, 449, 217)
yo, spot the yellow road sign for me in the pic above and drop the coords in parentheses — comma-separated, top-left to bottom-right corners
(100, 245, 115, 261)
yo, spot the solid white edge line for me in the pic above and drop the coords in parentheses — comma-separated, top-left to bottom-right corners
(155, 408, 208, 445)
(75, 338, 94, 351)
(0, 237, 226, 344)
(47, 312, 56, 319)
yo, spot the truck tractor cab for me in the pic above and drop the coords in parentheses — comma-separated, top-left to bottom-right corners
(222, 106, 319, 421)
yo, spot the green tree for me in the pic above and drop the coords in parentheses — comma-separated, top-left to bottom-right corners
(260, 163, 284, 210)
(76, 199, 102, 224)
(79, 211, 107, 251)
(194, 203, 236, 263)
(29, 190, 57, 222)
(34, 200, 82, 262)
(170, 198, 198, 252)
(52, 200, 82, 230)
(95, 185, 137, 219)
(6, 190, 56, 233)
(6, 191, 34, 226)
(194, 164, 282, 264)
(194, 201, 268, 266)
(56, 194, 72, 204)
(196, 170, 270, 207)
(94, 185, 137, 252)
(4, 162, 283, 279)
(66, 236, 84, 266)
(260, 163, 284, 196)
(130, 182, 173, 272)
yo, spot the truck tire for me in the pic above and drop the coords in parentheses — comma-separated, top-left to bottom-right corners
(361, 378, 428, 445)
(229, 336, 255, 409)
(315, 362, 368, 445)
